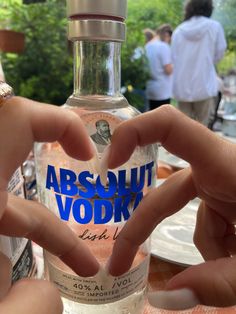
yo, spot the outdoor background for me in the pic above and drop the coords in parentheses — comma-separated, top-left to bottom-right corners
(0, 0, 235, 110)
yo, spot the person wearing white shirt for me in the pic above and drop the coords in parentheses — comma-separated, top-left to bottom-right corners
(145, 25, 173, 110)
(171, 0, 227, 126)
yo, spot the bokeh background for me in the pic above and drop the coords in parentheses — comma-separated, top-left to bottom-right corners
(0, 0, 235, 110)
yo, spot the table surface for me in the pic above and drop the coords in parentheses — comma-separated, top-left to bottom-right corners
(145, 256, 236, 313)
(158, 132, 236, 172)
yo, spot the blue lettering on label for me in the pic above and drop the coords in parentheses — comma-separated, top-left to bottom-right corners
(45, 162, 154, 224)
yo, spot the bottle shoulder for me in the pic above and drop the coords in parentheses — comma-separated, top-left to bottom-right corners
(65, 95, 141, 121)
(36, 96, 157, 166)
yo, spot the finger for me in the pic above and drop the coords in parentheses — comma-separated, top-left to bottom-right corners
(0, 194, 99, 277)
(0, 279, 63, 314)
(109, 168, 197, 276)
(108, 105, 231, 170)
(0, 96, 94, 219)
(0, 189, 7, 220)
(30, 102, 94, 160)
(194, 203, 233, 260)
(225, 234, 236, 255)
(0, 96, 94, 182)
(0, 252, 12, 300)
(151, 256, 236, 309)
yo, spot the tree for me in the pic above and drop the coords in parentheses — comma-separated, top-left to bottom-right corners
(122, 0, 183, 108)
(1, 0, 184, 107)
(1, 0, 73, 105)
(213, 0, 236, 74)
(214, 0, 236, 42)
(2, 0, 233, 107)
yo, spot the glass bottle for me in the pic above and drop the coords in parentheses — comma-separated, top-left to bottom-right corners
(34, 0, 157, 313)
(0, 167, 37, 283)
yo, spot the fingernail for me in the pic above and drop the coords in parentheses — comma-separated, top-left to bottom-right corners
(100, 145, 111, 185)
(95, 265, 114, 290)
(148, 288, 200, 310)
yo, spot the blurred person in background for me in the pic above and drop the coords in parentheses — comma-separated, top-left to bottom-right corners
(143, 28, 156, 44)
(158, 23, 173, 45)
(145, 24, 173, 110)
(171, 0, 227, 126)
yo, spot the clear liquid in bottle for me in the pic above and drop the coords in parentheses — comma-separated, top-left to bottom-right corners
(35, 1, 158, 312)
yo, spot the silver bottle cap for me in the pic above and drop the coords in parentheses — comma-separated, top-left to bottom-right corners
(68, 20, 125, 42)
(67, 0, 127, 20)
(67, 0, 127, 42)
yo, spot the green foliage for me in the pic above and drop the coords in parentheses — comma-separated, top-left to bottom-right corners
(214, 0, 236, 42)
(1, 0, 73, 105)
(213, 0, 236, 74)
(0, 0, 184, 107)
(121, 0, 183, 107)
(0, 0, 21, 27)
(217, 50, 236, 75)
(1, 0, 235, 107)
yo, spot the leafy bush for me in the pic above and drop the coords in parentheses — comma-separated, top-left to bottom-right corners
(1, 0, 234, 107)
(213, 0, 236, 74)
(121, 0, 183, 107)
(1, 0, 184, 107)
(1, 0, 73, 105)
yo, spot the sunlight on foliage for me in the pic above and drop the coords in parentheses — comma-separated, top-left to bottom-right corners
(0, 0, 235, 107)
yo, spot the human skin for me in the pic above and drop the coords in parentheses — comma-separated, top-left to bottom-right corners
(2, 98, 236, 311)
(108, 105, 236, 308)
(0, 97, 99, 314)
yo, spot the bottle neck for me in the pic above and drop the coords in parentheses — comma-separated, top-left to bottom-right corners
(73, 41, 122, 97)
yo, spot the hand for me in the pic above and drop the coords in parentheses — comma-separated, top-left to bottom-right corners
(108, 105, 236, 310)
(0, 97, 99, 313)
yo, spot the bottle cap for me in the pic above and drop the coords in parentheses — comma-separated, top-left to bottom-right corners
(68, 20, 125, 42)
(67, 0, 127, 42)
(67, 0, 127, 20)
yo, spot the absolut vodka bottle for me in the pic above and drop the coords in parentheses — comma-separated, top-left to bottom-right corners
(34, 0, 157, 313)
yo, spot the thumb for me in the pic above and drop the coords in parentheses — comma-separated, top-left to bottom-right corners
(148, 257, 236, 310)
(0, 279, 63, 314)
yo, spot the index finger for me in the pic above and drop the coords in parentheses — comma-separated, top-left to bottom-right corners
(109, 168, 197, 276)
(108, 105, 225, 170)
(0, 97, 95, 218)
(0, 96, 94, 182)
(0, 194, 99, 277)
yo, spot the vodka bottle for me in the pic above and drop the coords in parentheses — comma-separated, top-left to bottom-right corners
(34, 0, 157, 313)
(0, 167, 37, 282)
